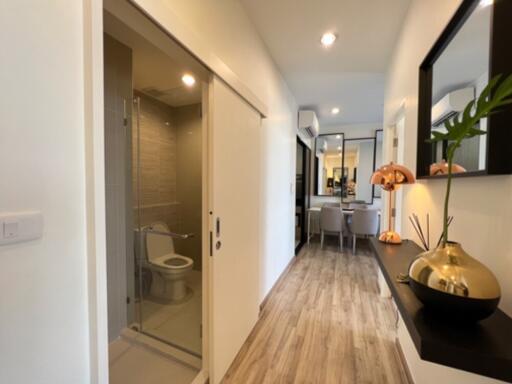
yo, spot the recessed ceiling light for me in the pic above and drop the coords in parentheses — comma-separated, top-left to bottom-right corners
(321, 32, 337, 47)
(182, 74, 196, 87)
(336, 134, 341, 139)
(480, 0, 493, 7)
(331, 107, 340, 115)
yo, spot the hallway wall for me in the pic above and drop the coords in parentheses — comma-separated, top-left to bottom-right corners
(0, 2, 91, 383)
(384, 0, 512, 316)
(132, 0, 299, 300)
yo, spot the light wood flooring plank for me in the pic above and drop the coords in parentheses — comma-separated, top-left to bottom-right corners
(222, 239, 411, 384)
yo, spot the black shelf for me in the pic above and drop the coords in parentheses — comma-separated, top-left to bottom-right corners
(370, 238, 512, 383)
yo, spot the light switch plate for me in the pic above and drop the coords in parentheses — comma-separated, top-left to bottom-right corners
(0, 212, 43, 245)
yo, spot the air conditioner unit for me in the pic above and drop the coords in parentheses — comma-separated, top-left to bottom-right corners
(298, 110, 319, 138)
(432, 87, 474, 127)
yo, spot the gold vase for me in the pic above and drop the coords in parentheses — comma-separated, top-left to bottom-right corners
(408, 242, 501, 321)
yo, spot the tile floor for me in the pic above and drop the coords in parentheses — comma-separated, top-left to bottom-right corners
(109, 337, 199, 384)
(138, 270, 202, 355)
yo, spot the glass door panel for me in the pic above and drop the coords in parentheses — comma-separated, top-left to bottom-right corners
(133, 91, 203, 357)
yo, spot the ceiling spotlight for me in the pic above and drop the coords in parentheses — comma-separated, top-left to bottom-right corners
(321, 32, 337, 47)
(331, 107, 340, 115)
(479, 0, 493, 7)
(182, 74, 196, 87)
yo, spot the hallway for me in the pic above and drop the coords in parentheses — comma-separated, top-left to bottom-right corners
(222, 240, 411, 384)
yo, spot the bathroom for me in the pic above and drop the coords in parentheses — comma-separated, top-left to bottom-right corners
(103, 3, 207, 381)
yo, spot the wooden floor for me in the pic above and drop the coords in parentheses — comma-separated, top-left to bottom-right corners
(222, 239, 411, 384)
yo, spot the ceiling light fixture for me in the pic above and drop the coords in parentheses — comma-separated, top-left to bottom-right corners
(182, 74, 196, 87)
(331, 107, 340, 115)
(320, 32, 337, 47)
(336, 134, 341, 139)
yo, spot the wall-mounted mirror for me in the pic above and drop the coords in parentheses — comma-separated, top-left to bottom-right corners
(314, 134, 344, 196)
(374, 130, 383, 198)
(314, 132, 380, 204)
(342, 138, 376, 204)
(417, 0, 512, 178)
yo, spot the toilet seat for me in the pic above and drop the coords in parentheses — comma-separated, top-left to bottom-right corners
(149, 253, 193, 270)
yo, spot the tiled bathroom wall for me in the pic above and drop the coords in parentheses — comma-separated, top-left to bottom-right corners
(132, 91, 179, 232)
(132, 91, 202, 270)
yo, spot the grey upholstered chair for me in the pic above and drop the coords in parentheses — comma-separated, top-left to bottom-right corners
(320, 205, 346, 251)
(350, 208, 379, 254)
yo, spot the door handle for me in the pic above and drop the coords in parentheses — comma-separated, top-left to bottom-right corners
(216, 241, 222, 250)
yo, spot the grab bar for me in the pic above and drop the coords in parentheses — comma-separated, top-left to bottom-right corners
(142, 227, 195, 240)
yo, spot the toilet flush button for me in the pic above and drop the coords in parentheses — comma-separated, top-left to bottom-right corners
(0, 212, 43, 245)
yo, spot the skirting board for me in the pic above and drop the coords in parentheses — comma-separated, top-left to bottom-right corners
(259, 253, 298, 313)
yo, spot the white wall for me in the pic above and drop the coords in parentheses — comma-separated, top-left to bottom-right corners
(0, 1, 91, 383)
(132, 0, 298, 301)
(384, 0, 512, 318)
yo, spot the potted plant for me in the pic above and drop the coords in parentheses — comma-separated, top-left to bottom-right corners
(408, 74, 512, 321)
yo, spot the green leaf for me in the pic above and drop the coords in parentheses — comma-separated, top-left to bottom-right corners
(428, 131, 447, 142)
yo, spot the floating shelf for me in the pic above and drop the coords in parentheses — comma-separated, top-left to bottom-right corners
(370, 238, 512, 383)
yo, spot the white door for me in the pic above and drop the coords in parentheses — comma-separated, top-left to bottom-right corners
(208, 76, 261, 384)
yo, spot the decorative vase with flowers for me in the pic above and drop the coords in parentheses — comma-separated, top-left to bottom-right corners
(408, 74, 512, 321)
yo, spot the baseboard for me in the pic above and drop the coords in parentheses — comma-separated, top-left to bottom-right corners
(395, 337, 415, 384)
(259, 252, 298, 313)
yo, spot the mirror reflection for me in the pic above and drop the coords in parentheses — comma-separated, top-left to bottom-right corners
(342, 138, 375, 204)
(430, 3, 491, 174)
(315, 134, 344, 196)
(374, 130, 383, 198)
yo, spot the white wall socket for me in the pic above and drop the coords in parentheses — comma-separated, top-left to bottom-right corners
(0, 212, 43, 245)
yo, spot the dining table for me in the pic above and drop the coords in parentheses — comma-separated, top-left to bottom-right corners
(307, 206, 381, 244)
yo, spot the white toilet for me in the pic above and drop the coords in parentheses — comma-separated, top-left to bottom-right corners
(144, 222, 194, 302)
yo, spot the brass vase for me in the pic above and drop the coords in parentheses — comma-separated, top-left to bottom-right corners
(408, 242, 501, 321)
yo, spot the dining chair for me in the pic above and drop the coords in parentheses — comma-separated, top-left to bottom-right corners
(350, 208, 379, 254)
(320, 205, 347, 252)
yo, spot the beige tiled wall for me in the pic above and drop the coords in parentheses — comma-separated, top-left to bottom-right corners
(132, 92, 202, 270)
(132, 91, 179, 232)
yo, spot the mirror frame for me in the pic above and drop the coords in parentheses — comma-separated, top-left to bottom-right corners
(373, 129, 383, 198)
(416, 0, 512, 179)
(313, 133, 345, 197)
(313, 132, 381, 205)
(341, 137, 376, 205)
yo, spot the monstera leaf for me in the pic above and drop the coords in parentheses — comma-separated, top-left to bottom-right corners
(428, 74, 512, 247)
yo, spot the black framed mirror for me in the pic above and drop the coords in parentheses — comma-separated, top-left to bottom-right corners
(417, 0, 512, 179)
(314, 133, 345, 196)
(313, 132, 378, 205)
(341, 137, 376, 205)
(373, 129, 383, 198)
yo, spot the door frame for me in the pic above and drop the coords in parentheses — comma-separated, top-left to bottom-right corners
(85, 0, 269, 382)
(295, 137, 310, 254)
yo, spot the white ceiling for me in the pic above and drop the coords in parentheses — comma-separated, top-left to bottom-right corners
(240, 0, 411, 125)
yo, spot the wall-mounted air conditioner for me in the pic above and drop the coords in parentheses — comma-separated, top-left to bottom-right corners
(298, 110, 319, 138)
(432, 87, 474, 127)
